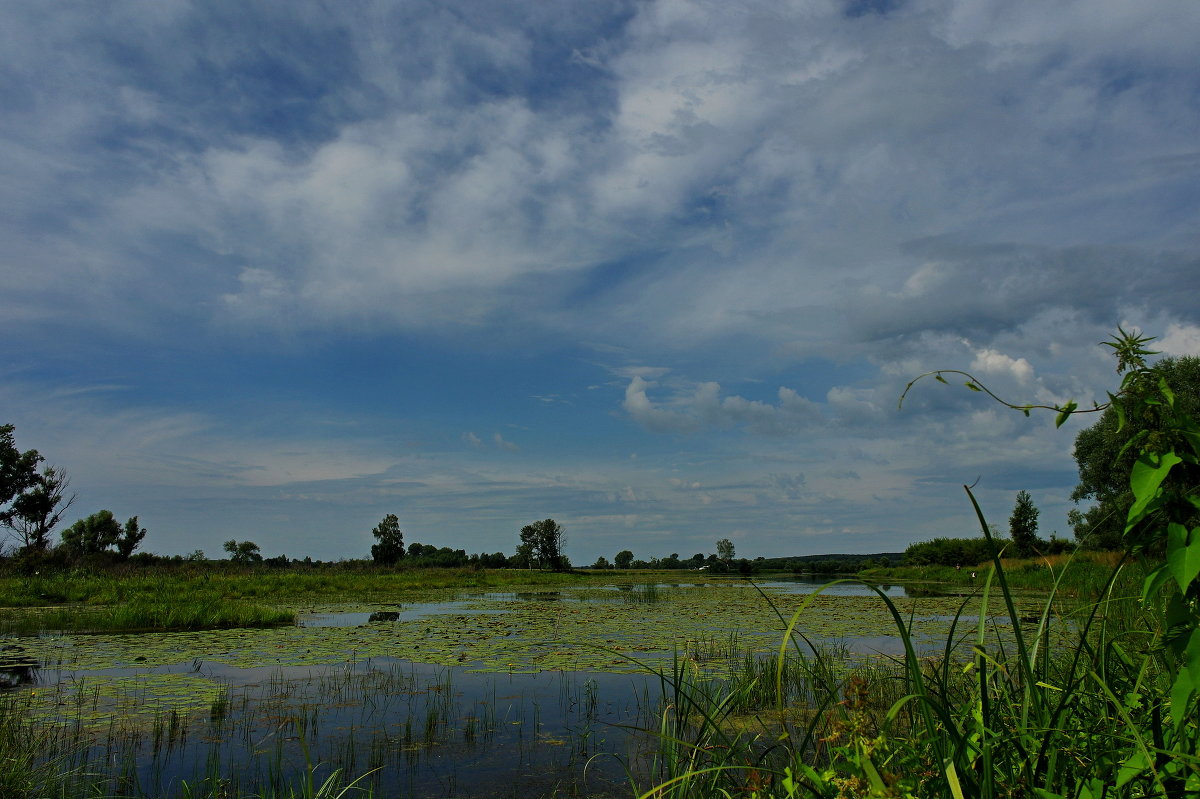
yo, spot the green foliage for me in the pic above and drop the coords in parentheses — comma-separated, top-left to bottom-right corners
(716, 538, 734, 563)
(368, 513, 404, 565)
(1008, 489, 1041, 557)
(115, 515, 147, 560)
(876, 327, 1200, 797)
(903, 535, 1004, 567)
(0, 424, 41, 508)
(615, 549, 634, 569)
(1, 427, 75, 553)
(518, 518, 567, 571)
(61, 509, 122, 555)
(60, 509, 146, 560)
(223, 539, 263, 563)
(1070, 354, 1200, 549)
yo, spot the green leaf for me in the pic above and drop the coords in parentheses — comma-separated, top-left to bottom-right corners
(1116, 748, 1149, 788)
(1126, 450, 1182, 526)
(1142, 564, 1172, 603)
(964, 381, 981, 392)
(935, 374, 948, 384)
(1055, 400, 1077, 428)
(1169, 668, 1196, 730)
(1166, 523, 1200, 593)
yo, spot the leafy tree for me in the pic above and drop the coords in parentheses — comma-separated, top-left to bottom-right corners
(591, 555, 612, 569)
(614, 549, 634, 569)
(1, 424, 41, 508)
(716, 538, 735, 564)
(223, 539, 263, 563)
(1069, 355, 1200, 549)
(62, 509, 122, 555)
(370, 513, 405, 565)
(115, 515, 147, 559)
(518, 518, 567, 571)
(2, 465, 75, 552)
(1009, 490, 1041, 558)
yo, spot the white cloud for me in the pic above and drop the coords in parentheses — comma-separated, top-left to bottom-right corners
(493, 432, 520, 452)
(622, 374, 823, 435)
(969, 347, 1034, 385)
(1159, 323, 1200, 357)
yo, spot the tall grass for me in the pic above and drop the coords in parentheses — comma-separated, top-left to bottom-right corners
(633, 498, 1199, 798)
(0, 591, 295, 634)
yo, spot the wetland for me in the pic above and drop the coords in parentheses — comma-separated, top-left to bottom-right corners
(0, 570, 1046, 798)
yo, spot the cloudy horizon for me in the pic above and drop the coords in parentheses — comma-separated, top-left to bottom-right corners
(3, 0, 1198, 563)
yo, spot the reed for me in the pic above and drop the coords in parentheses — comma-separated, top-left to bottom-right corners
(632, 495, 1199, 798)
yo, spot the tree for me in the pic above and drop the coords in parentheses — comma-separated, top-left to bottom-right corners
(1009, 490, 1041, 558)
(1069, 355, 1200, 549)
(518, 518, 567, 571)
(115, 515, 147, 560)
(614, 549, 634, 569)
(716, 538, 735, 564)
(1, 424, 42, 508)
(62, 509, 122, 556)
(223, 539, 263, 563)
(370, 513, 405, 565)
(2, 465, 74, 551)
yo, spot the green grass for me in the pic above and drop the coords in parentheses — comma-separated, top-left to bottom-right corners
(0, 593, 296, 634)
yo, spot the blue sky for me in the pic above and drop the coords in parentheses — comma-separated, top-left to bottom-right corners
(2, 0, 1199, 563)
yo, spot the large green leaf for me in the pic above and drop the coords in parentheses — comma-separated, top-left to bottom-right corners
(1166, 523, 1200, 593)
(1126, 450, 1183, 527)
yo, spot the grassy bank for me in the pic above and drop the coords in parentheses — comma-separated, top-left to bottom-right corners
(858, 549, 1128, 597)
(0, 565, 593, 609)
(0, 566, 596, 634)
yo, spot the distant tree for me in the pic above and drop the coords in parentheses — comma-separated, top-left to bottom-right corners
(1009, 490, 1041, 558)
(184, 549, 207, 562)
(370, 513, 405, 565)
(716, 538, 735, 564)
(614, 550, 634, 569)
(661, 553, 681, 569)
(2, 465, 75, 552)
(1069, 355, 1200, 549)
(591, 555, 612, 569)
(61, 509, 122, 556)
(519, 518, 567, 571)
(478, 551, 509, 568)
(115, 515, 147, 560)
(223, 539, 263, 563)
(903, 536, 1005, 567)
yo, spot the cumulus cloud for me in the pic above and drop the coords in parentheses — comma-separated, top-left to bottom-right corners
(1159, 323, 1200, 357)
(622, 374, 823, 434)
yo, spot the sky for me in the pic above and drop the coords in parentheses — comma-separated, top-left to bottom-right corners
(2, 0, 1199, 565)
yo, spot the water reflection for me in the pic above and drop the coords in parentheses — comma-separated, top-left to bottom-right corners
(33, 658, 650, 799)
(0, 642, 38, 687)
(756, 577, 908, 597)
